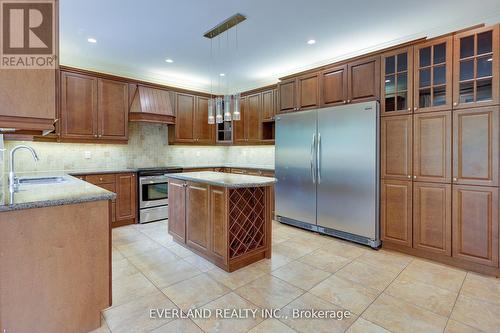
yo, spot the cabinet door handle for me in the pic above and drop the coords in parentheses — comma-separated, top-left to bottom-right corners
(94, 134, 98, 138)
(407, 175, 411, 179)
(407, 108, 411, 111)
(413, 175, 417, 179)
(343, 100, 347, 104)
(453, 102, 458, 106)
(414, 107, 418, 111)
(98, 134, 102, 138)
(453, 177, 458, 182)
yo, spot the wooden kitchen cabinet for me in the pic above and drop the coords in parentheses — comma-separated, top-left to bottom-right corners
(414, 36, 453, 113)
(233, 93, 262, 143)
(210, 186, 228, 263)
(453, 25, 499, 109)
(413, 182, 452, 256)
(174, 93, 196, 143)
(78, 172, 137, 227)
(452, 185, 499, 267)
(61, 71, 98, 140)
(194, 96, 215, 144)
(60, 70, 128, 142)
(0, 70, 56, 133)
(247, 93, 262, 142)
(413, 111, 451, 183)
(453, 107, 499, 187)
(98, 79, 128, 140)
(348, 55, 380, 104)
(168, 178, 187, 243)
(278, 73, 319, 113)
(262, 89, 276, 121)
(381, 115, 413, 180)
(278, 78, 297, 113)
(381, 179, 413, 247)
(320, 64, 348, 107)
(115, 173, 137, 223)
(381, 47, 413, 115)
(186, 182, 210, 255)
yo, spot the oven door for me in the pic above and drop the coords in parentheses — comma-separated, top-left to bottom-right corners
(139, 176, 169, 209)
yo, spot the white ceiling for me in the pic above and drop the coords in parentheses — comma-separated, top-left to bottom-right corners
(60, 0, 500, 94)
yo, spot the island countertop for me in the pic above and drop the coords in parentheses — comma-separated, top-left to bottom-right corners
(0, 172, 116, 212)
(167, 171, 276, 188)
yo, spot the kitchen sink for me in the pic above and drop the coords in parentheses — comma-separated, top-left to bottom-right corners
(18, 176, 68, 185)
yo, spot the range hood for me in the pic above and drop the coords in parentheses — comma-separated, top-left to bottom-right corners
(129, 85, 175, 124)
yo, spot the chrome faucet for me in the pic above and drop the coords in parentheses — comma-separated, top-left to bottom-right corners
(9, 145, 39, 190)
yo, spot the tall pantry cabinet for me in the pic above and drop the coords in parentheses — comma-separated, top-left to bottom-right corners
(381, 25, 500, 272)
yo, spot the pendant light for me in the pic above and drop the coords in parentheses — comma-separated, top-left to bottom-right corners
(204, 13, 246, 124)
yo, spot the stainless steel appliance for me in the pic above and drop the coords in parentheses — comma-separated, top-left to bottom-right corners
(275, 101, 380, 248)
(138, 167, 182, 224)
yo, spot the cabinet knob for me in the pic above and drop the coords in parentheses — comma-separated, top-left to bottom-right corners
(453, 102, 458, 106)
(413, 175, 417, 179)
(99, 177, 103, 181)
(347, 100, 351, 103)
(98, 134, 102, 138)
(407, 108, 411, 111)
(343, 100, 347, 104)
(453, 177, 458, 182)
(414, 107, 418, 111)
(407, 175, 411, 179)
(94, 134, 98, 138)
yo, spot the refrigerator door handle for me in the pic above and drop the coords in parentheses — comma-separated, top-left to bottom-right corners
(310, 133, 316, 184)
(317, 132, 321, 184)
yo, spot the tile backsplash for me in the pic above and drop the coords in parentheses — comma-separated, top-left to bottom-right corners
(3, 123, 274, 173)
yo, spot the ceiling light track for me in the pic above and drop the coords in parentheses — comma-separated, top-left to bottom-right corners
(203, 13, 246, 39)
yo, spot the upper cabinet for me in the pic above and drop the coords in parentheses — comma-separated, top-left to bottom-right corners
(414, 37, 453, 113)
(262, 89, 276, 121)
(234, 93, 262, 143)
(348, 55, 380, 104)
(381, 47, 413, 115)
(453, 25, 499, 109)
(318, 56, 380, 109)
(170, 93, 214, 144)
(60, 70, 128, 142)
(0, 70, 57, 133)
(320, 64, 348, 107)
(278, 73, 319, 113)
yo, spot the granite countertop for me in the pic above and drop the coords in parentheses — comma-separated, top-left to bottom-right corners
(0, 172, 116, 212)
(167, 171, 276, 188)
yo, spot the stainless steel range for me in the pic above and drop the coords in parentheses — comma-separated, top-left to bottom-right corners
(137, 167, 182, 223)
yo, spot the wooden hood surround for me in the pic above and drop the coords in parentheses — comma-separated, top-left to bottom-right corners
(129, 85, 176, 124)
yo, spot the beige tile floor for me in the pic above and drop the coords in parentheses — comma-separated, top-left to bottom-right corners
(92, 220, 500, 333)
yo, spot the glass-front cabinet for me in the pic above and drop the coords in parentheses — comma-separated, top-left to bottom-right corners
(414, 36, 453, 112)
(381, 47, 413, 115)
(453, 25, 499, 109)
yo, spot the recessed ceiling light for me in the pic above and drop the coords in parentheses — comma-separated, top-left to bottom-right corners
(165, 58, 174, 63)
(219, 73, 225, 77)
(87, 37, 97, 43)
(307, 39, 316, 45)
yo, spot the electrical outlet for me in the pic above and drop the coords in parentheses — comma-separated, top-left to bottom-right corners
(195, 151, 201, 157)
(84, 151, 92, 159)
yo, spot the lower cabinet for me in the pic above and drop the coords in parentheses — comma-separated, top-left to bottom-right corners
(413, 182, 451, 256)
(115, 173, 137, 223)
(168, 179, 186, 242)
(186, 182, 210, 255)
(452, 185, 499, 267)
(77, 172, 137, 228)
(381, 180, 413, 247)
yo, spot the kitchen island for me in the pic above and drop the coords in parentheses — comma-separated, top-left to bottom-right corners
(0, 174, 114, 333)
(167, 171, 276, 272)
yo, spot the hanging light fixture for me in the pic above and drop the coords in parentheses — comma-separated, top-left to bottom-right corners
(232, 93, 241, 121)
(224, 95, 232, 121)
(215, 97, 223, 123)
(204, 13, 246, 124)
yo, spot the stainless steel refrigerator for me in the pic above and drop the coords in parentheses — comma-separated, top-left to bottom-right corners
(275, 101, 380, 248)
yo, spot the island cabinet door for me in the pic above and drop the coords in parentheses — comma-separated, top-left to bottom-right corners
(186, 182, 210, 255)
(210, 186, 228, 264)
(168, 179, 186, 243)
